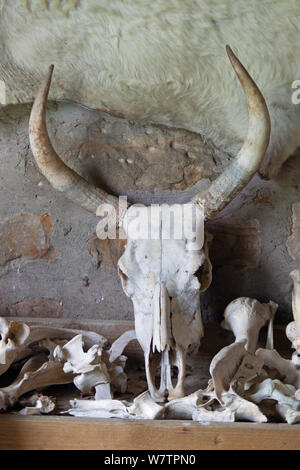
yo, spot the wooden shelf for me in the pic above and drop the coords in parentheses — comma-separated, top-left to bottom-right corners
(0, 415, 300, 450)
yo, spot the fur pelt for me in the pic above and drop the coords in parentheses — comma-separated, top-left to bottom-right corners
(0, 0, 299, 178)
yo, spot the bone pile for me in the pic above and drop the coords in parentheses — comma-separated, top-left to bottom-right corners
(66, 273, 300, 424)
(0, 269, 299, 424)
(0, 319, 132, 415)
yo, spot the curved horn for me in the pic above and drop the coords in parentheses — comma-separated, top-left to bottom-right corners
(193, 45, 270, 218)
(29, 65, 120, 216)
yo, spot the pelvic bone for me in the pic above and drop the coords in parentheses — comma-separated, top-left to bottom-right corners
(221, 297, 278, 353)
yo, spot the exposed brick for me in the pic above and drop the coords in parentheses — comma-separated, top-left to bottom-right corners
(0, 214, 58, 268)
(207, 216, 261, 272)
(9, 298, 65, 318)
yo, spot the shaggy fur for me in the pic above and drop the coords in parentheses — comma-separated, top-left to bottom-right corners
(0, 0, 299, 177)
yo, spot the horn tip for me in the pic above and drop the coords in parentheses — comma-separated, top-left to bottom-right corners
(43, 64, 54, 87)
(225, 45, 236, 62)
(46, 65, 54, 80)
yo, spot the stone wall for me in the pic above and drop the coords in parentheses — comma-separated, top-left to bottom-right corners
(0, 101, 299, 324)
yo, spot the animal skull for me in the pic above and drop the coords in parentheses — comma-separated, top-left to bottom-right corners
(118, 203, 206, 401)
(28, 46, 270, 401)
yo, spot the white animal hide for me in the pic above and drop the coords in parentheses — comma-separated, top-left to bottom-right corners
(0, 1, 299, 177)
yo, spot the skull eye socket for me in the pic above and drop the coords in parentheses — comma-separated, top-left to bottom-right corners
(194, 266, 203, 279)
(118, 266, 128, 282)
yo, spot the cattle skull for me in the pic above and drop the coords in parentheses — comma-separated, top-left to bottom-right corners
(29, 46, 270, 401)
(118, 203, 207, 400)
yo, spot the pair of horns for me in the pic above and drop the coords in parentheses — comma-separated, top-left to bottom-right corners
(29, 46, 270, 220)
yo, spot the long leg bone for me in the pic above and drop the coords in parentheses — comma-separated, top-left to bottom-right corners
(0, 353, 74, 410)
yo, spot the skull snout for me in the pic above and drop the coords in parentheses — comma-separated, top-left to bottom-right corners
(152, 282, 173, 354)
(143, 283, 185, 402)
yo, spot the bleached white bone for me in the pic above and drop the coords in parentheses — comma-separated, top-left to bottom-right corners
(286, 270, 300, 351)
(108, 329, 136, 363)
(192, 406, 236, 423)
(221, 298, 278, 353)
(256, 348, 300, 389)
(66, 391, 163, 419)
(209, 339, 247, 403)
(166, 387, 267, 423)
(276, 404, 300, 424)
(165, 389, 213, 420)
(54, 333, 128, 396)
(247, 378, 300, 424)
(220, 391, 267, 423)
(128, 391, 164, 419)
(192, 388, 267, 423)
(0, 317, 107, 377)
(0, 318, 31, 376)
(248, 378, 299, 410)
(19, 394, 56, 415)
(65, 398, 131, 418)
(0, 353, 74, 410)
(54, 334, 110, 394)
(118, 203, 206, 402)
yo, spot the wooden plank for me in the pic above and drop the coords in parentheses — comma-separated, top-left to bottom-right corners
(0, 415, 299, 450)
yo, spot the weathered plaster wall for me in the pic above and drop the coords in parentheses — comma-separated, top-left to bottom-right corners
(0, 101, 299, 324)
